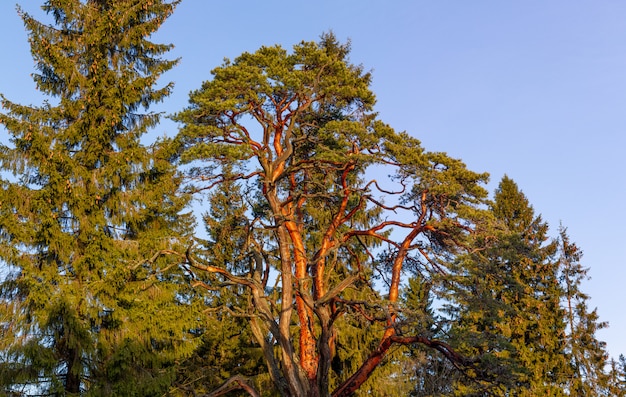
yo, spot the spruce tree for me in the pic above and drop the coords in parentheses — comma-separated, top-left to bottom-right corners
(171, 176, 275, 396)
(443, 176, 569, 396)
(490, 176, 568, 395)
(401, 275, 458, 397)
(0, 1, 197, 394)
(607, 355, 626, 396)
(558, 226, 613, 395)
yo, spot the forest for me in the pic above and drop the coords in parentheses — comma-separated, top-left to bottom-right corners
(0, 1, 625, 396)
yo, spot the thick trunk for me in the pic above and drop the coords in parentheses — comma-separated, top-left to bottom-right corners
(284, 221, 318, 372)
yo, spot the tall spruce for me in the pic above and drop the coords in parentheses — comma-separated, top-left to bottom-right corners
(173, 34, 493, 397)
(0, 1, 197, 394)
(489, 176, 568, 395)
(443, 176, 569, 396)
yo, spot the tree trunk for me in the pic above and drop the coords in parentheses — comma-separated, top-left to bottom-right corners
(65, 347, 81, 394)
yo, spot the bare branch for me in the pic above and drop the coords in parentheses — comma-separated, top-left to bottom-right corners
(315, 274, 360, 306)
(201, 375, 260, 397)
(389, 335, 476, 368)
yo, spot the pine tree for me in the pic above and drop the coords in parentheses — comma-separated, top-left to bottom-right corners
(173, 33, 492, 397)
(0, 1, 197, 394)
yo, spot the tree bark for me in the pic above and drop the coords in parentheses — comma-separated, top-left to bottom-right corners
(65, 347, 81, 394)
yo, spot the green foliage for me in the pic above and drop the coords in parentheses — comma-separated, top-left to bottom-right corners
(430, 176, 623, 397)
(0, 5, 619, 395)
(173, 31, 618, 397)
(171, 177, 276, 396)
(491, 177, 569, 396)
(0, 0, 199, 394)
(606, 355, 626, 396)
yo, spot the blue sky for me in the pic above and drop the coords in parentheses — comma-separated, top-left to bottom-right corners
(1, 1, 625, 360)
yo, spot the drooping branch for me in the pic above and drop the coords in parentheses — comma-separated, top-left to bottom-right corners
(184, 246, 258, 290)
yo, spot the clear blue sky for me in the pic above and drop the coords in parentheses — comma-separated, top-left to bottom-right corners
(1, 1, 625, 360)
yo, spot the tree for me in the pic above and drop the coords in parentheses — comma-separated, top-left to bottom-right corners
(0, 1, 197, 394)
(173, 33, 493, 397)
(402, 275, 459, 397)
(558, 226, 614, 395)
(606, 354, 626, 396)
(171, 177, 275, 396)
(443, 176, 569, 396)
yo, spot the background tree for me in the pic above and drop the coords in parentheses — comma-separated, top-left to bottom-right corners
(442, 176, 569, 396)
(401, 275, 459, 397)
(558, 226, 614, 395)
(0, 1, 198, 394)
(171, 177, 275, 396)
(606, 355, 626, 396)
(173, 34, 493, 397)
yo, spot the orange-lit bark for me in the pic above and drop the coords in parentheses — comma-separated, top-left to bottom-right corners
(312, 163, 355, 300)
(284, 218, 318, 385)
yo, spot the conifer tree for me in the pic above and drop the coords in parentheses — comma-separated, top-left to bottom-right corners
(607, 355, 626, 396)
(489, 176, 568, 395)
(171, 177, 274, 396)
(401, 275, 458, 397)
(173, 34, 493, 397)
(0, 1, 197, 394)
(558, 226, 613, 395)
(443, 176, 569, 396)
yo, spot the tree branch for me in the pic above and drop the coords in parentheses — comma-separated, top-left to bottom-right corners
(201, 375, 260, 397)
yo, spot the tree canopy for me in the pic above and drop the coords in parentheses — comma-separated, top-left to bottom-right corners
(0, 2, 620, 396)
